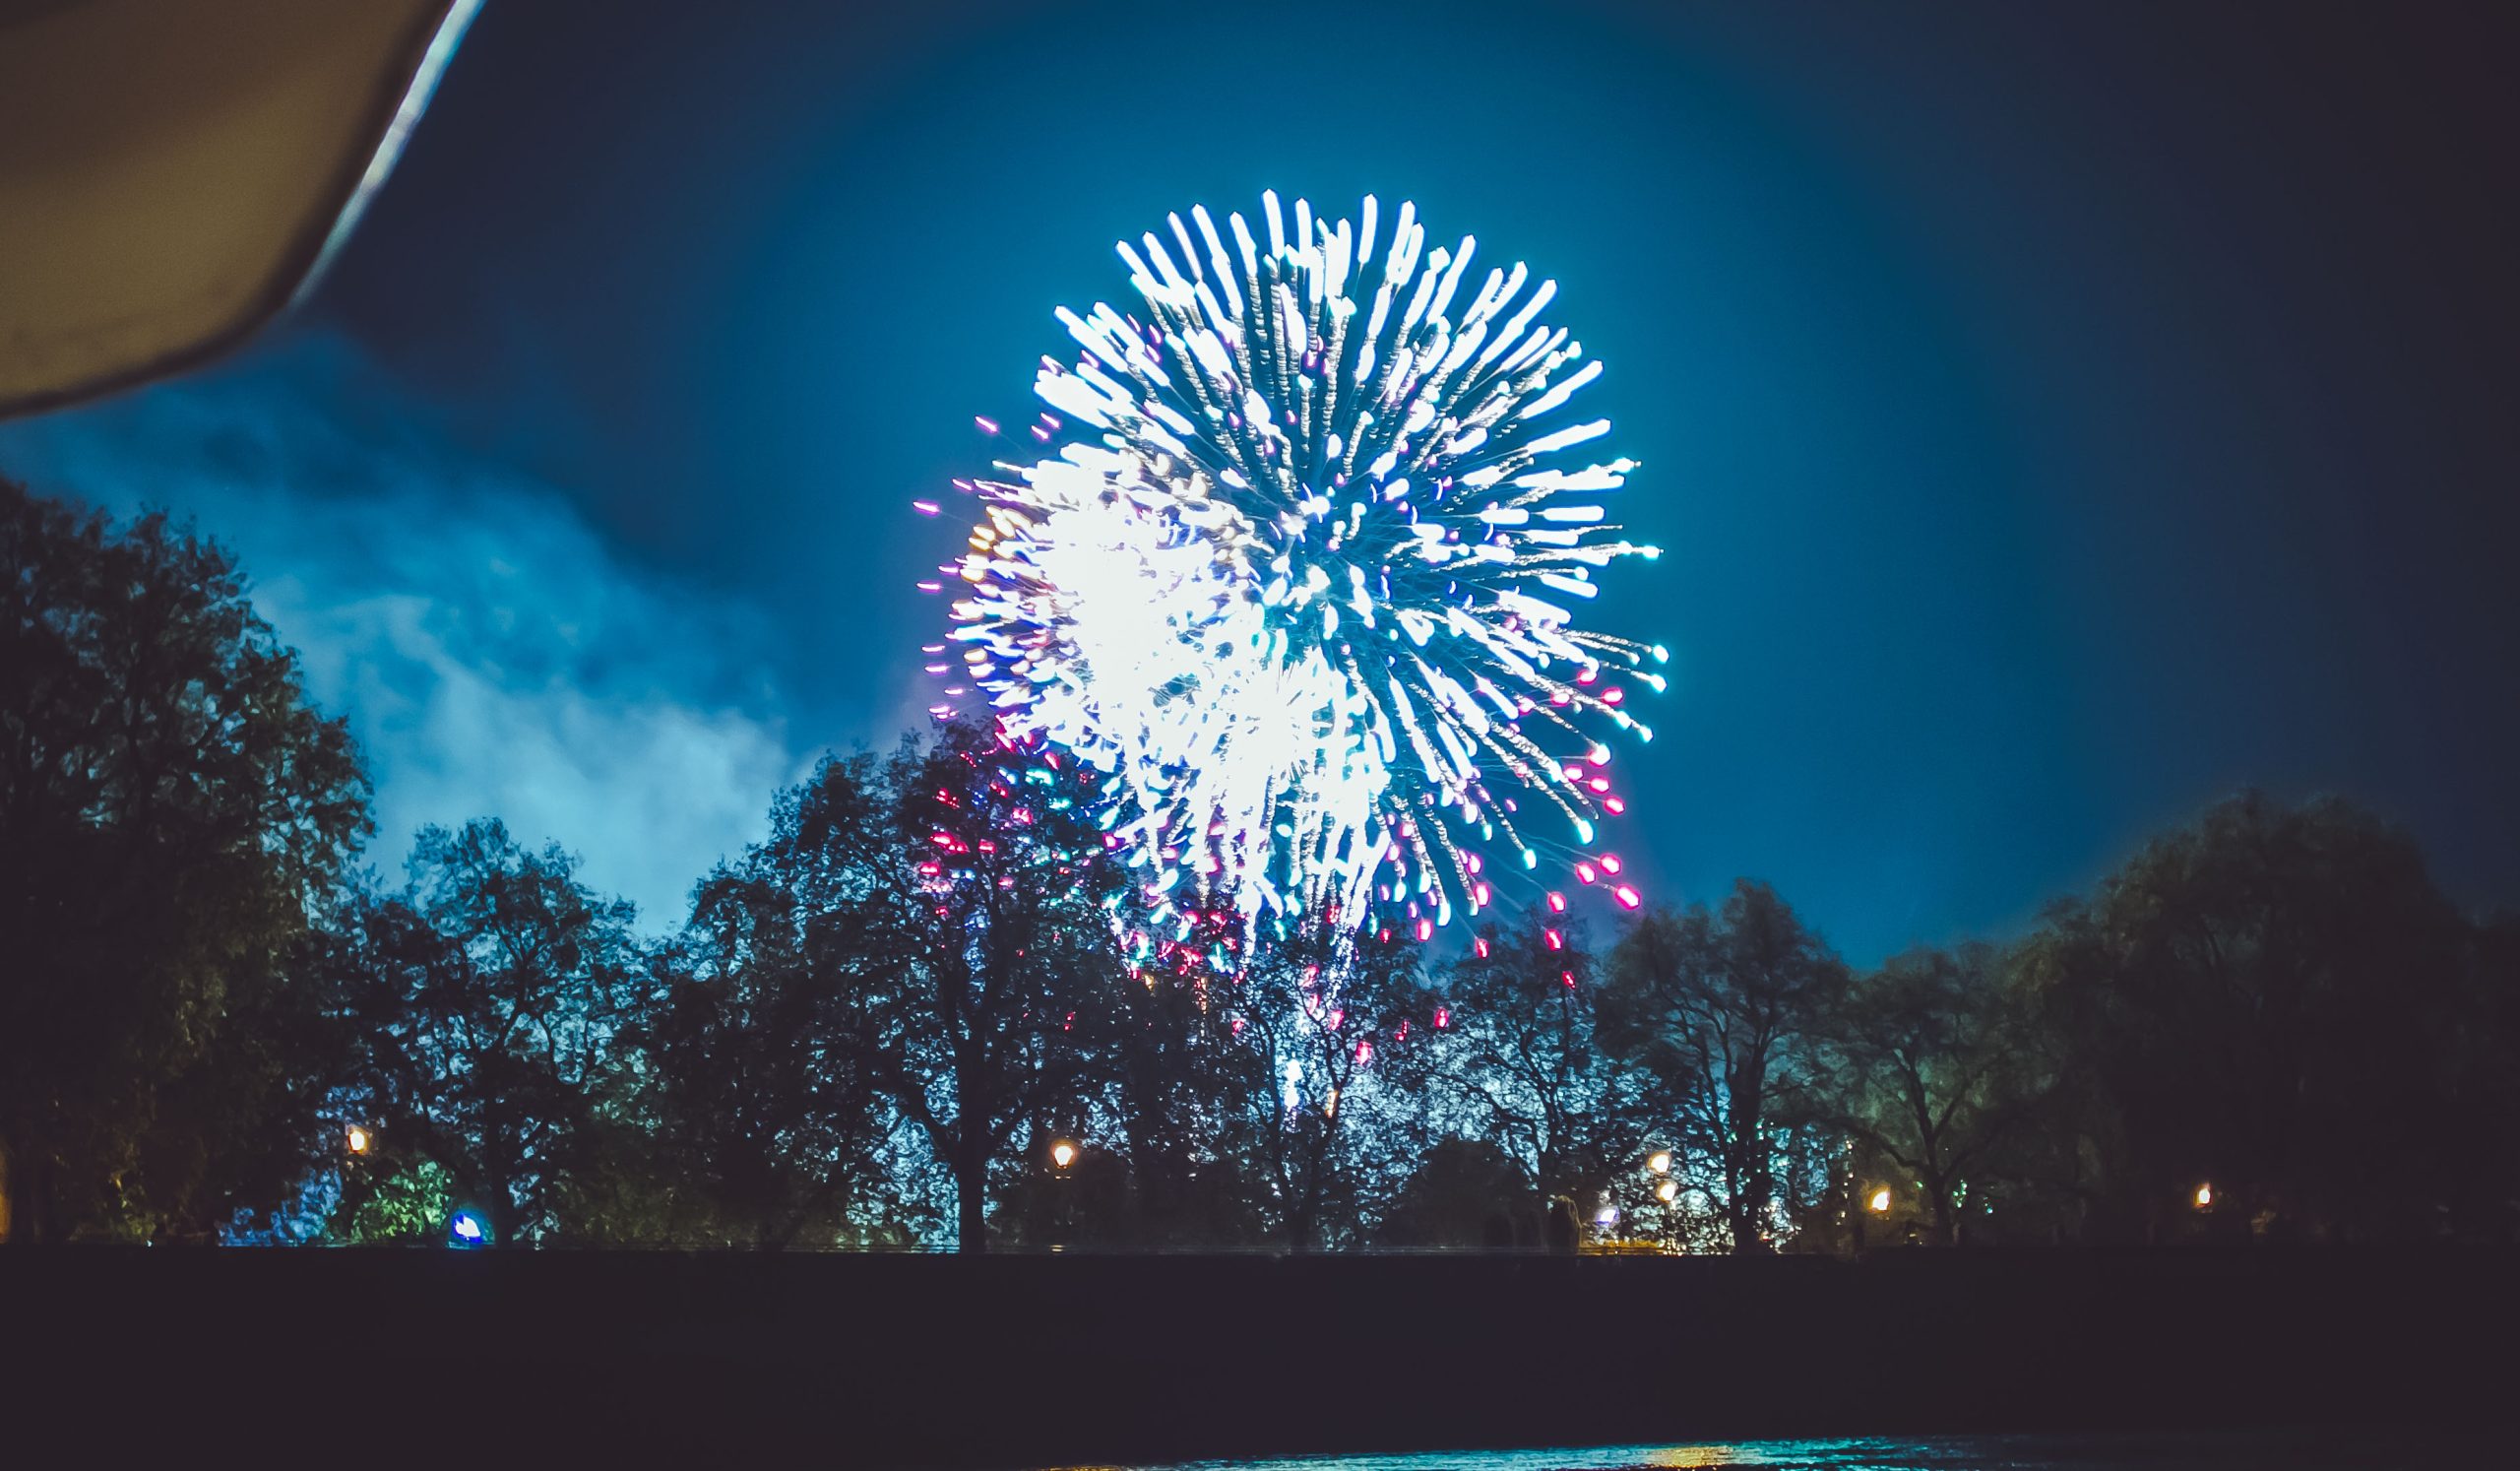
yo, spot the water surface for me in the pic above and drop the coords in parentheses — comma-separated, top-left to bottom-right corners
(1102, 1430, 2485, 1470)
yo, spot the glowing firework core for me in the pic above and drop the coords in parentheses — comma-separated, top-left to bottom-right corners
(936, 193, 1664, 937)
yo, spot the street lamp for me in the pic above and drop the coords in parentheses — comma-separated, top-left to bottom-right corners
(1047, 1139, 1080, 1249)
(346, 1124, 370, 1155)
(2193, 1182, 2214, 1210)
(1868, 1186, 1892, 1214)
(1656, 1179, 1679, 1204)
(1648, 1150, 1672, 1176)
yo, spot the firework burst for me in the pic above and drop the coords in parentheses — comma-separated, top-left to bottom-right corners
(928, 193, 1665, 941)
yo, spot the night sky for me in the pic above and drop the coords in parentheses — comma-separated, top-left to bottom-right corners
(4, 0, 2513, 960)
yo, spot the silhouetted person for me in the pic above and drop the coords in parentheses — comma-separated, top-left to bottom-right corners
(1544, 1197, 1577, 1255)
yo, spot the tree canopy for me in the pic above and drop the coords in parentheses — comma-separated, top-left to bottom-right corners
(6, 476, 2516, 1251)
(2, 477, 368, 1242)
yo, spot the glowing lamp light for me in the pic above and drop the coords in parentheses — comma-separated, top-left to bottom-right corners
(2193, 1182, 2213, 1210)
(1656, 1180, 1679, 1204)
(1595, 1204, 1619, 1228)
(346, 1124, 370, 1155)
(449, 1211, 485, 1245)
(1648, 1151, 1672, 1176)
(1868, 1187, 1892, 1214)
(1051, 1140, 1078, 1171)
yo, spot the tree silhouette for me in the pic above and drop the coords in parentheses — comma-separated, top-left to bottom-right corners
(1068, 935, 1263, 1247)
(1603, 882, 1851, 1253)
(1817, 942, 2054, 1246)
(1, 480, 368, 1242)
(628, 859, 898, 1247)
(2028, 792, 2475, 1243)
(1214, 924, 1433, 1250)
(1430, 913, 1647, 1233)
(325, 820, 642, 1245)
(745, 723, 1118, 1251)
(1379, 1138, 1534, 1250)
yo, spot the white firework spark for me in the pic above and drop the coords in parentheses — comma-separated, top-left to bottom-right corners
(929, 192, 1665, 942)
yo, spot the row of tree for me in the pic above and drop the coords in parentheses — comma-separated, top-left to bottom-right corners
(5, 477, 2516, 1249)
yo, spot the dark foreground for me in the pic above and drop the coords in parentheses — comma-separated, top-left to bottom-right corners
(4, 1248, 2509, 1465)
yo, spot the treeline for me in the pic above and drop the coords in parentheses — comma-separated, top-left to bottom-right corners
(5, 477, 2516, 1249)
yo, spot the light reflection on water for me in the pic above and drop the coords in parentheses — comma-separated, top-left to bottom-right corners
(1080, 1429, 2478, 1471)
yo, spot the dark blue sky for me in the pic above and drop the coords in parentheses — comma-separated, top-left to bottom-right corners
(6, 0, 2513, 957)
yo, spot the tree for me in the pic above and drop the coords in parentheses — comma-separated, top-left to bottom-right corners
(627, 863, 896, 1247)
(1429, 914, 1647, 1231)
(326, 820, 643, 1245)
(1066, 928, 1264, 1248)
(2027, 792, 2473, 1243)
(1379, 1137, 1533, 1250)
(1819, 942, 2054, 1246)
(1212, 923, 1433, 1250)
(1, 480, 368, 1242)
(750, 722, 1118, 1251)
(1602, 881, 1851, 1253)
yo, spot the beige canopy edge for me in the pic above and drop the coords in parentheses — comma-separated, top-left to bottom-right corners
(0, 0, 481, 420)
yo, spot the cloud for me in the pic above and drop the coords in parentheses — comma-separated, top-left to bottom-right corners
(0, 332, 806, 927)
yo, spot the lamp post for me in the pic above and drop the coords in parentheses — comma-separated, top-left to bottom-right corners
(1639, 1150, 1675, 1252)
(1049, 1139, 1078, 1249)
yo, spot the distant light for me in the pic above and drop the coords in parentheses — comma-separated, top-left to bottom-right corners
(2193, 1182, 2213, 1210)
(346, 1125, 369, 1155)
(1051, 1140, 1077, 1171)
(1595, 1205, 1619, 1228)
(1648, 1151, 1671, 1176)
(449, 1212, 484, 1244)
(1656, 1180, 1679, 1204)
(1868, 1187, 1892, 1214)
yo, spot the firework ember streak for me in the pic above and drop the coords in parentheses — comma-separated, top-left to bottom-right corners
(925, 193, 1666, 944)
